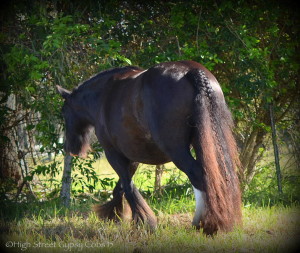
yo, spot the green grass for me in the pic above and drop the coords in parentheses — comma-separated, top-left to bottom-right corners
(1, 198, 299, 253)
(1, 156, 299, 252)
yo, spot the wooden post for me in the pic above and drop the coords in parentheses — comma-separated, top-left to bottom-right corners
(60, 154, 73, 207)
(269, 104, 283, 193)
(154, 165, 164, 195)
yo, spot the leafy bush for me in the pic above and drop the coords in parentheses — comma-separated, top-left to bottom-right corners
(243, 162, 300, 206)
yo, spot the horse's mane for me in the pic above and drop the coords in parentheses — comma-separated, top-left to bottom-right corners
(74, 66, 143, 93)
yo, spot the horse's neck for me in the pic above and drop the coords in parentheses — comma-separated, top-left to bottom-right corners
(76, 69, 137, 126)
(82, 77, 117, 124)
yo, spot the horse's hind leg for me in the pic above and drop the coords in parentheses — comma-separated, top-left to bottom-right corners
(163, 147, 207, 230)
(104, 150, 157, 230)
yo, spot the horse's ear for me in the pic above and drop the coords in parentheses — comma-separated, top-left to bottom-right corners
(56, 85, 71, 99)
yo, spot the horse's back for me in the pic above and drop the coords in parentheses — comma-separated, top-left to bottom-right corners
(98, 61, 222, 164)
(138, 62, 200, 155)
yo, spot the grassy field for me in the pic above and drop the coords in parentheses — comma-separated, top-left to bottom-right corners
(1, 197, 299, 253)
(1, 156, 299, 253)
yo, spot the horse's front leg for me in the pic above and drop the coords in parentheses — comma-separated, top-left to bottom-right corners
(104, 149, 157, 230)
(123, 180, 157, 230)
(94, 180, 131, 221)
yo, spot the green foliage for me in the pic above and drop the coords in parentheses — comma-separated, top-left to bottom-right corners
(243, 161, 300, 206)
(71, 151, 116, 196)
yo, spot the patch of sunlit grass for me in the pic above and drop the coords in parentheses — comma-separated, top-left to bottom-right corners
(1, 199, 299, 253)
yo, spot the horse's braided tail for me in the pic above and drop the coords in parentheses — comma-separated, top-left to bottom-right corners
(186, 68, 242, 234)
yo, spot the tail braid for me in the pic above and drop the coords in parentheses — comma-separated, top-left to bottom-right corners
(187, 69, 230, 179)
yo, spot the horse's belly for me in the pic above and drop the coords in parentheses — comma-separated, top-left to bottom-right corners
(115, 112, 171, 164)
(121, 140, 170, 165)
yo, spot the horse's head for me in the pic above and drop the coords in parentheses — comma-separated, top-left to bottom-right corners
(57, 85, 92, 158)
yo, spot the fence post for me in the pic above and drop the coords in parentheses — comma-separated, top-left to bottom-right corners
(154, 165, 164, 195)
(269, 103, 283, 194)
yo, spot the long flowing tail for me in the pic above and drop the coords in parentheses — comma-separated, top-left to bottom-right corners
(186, 69, 242, 234)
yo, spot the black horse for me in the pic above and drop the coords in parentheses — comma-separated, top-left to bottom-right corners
(57, 60, 242, 235)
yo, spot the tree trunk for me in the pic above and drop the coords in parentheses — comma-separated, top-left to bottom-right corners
(0, 94, 22, 185)
(60, 154, 73, 207)
(0, 132, 22, 183)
